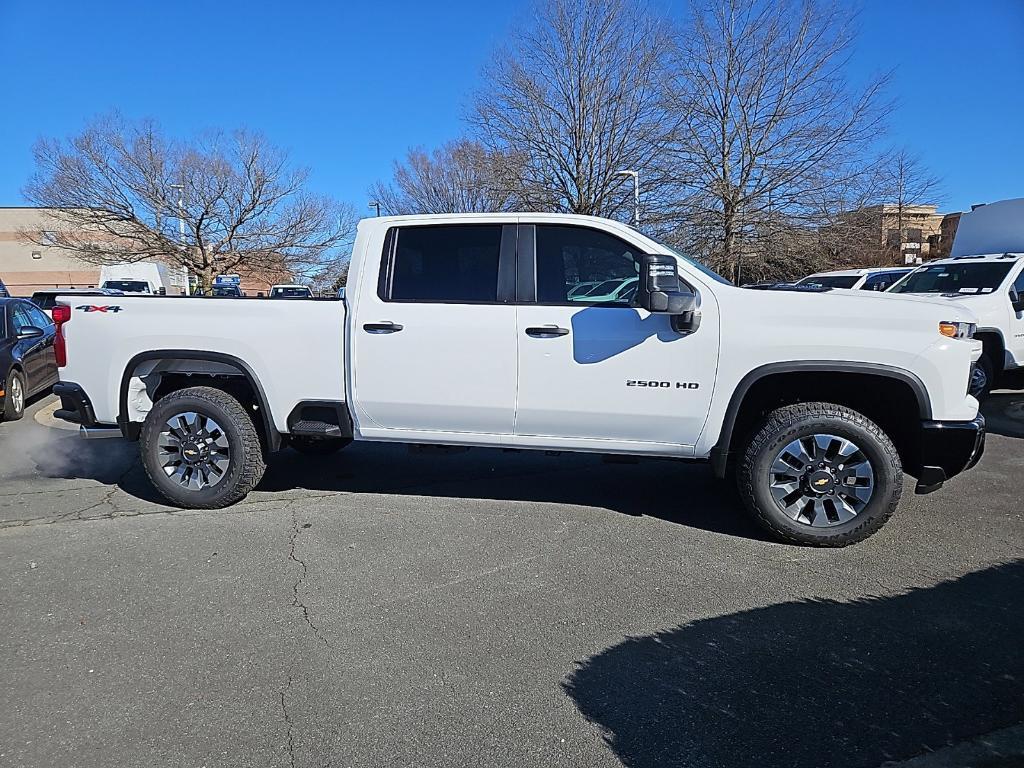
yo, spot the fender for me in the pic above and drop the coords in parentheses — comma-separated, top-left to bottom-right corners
(709, 361, 932, 478)
(117, 349, 280, 450)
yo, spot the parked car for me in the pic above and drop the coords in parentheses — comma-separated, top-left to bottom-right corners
(30, 288, 123, 318)
(270, 284, 313, 299)
(888, 253, 1024, 397)
(570, 276, 638, 303)
(566, 280, 604, 299)
(796, 267, 913, 291)
(1, 298, 58, 421)
(0, 276, 9, 298)
(51, 213, 985, 546)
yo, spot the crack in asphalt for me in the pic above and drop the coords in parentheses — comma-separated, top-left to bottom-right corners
(279, 675, 297, 768)
(288, 503, 329, 647)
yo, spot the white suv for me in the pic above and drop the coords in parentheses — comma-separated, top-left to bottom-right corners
(889, 253, 1024, 396)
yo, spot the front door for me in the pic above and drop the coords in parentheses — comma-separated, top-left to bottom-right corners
(514, 224, 719, 449)
(350, 222, 518, 436)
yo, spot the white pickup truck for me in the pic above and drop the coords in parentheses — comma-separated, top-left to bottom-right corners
(889, 252, 1024, 397)
(51, 213, 985, 546)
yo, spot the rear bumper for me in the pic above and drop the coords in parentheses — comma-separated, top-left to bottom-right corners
(914, 414, 986, 494)
(53, 382, 102, 428)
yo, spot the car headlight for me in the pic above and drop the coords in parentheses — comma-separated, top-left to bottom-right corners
(939, 321, 976, 339)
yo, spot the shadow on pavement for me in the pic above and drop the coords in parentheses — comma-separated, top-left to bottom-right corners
(562, 560, 1024, 768)
(259, 442, 768, 541)
(983, 392, 1024, 439)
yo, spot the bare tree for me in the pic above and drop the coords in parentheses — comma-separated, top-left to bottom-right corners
(471, 0, 676, 220)
(370, 139, 517, 214)
(23, 114, 356, 292)
(875, 146, 944, 251)
(666, 0, 889, 280)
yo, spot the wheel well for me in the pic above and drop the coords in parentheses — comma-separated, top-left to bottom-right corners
(119, 353, 279, 451)
(974, 331, 1004, 370)
(723, 371, 924, 473)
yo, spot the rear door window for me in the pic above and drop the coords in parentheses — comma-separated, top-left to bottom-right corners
(382, 225, 503, 303)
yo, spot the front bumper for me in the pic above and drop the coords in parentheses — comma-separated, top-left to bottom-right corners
(914, 414, 986, 494)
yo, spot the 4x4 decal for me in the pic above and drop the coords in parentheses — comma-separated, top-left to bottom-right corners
(76, 305, 123, 313)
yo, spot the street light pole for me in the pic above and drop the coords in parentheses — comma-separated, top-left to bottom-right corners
(368, 201, 381, 217)
(169, 184, 186, 242)
(615, 170, 639, 228)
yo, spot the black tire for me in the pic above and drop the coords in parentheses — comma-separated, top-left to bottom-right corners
(140, 386, 267, 509)
(2, 369, 26, 421)
(970, 354, 994, 400)
(737, 402, 902, 547)
(289, 436, 351, 455)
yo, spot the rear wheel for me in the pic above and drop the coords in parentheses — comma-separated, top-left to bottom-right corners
(140, 386, 266, 509)
(2, 370, 26, 421)
(737, 402, 902, 547)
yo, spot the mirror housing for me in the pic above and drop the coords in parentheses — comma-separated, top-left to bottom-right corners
(1011, 288, 1024, 313)
(636, 253, 700, 333)
(17, 325, 45, 340)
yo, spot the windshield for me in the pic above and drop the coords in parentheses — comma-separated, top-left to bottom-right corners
(889, 262, 1014, 295)
(103, 280, 149, 293)
(212, 286, 239, 296)
(585, 279, 625, 296)
(797, 275, 860, 289)
(271, 287, 310, 298)
(653, 241, 733, 285)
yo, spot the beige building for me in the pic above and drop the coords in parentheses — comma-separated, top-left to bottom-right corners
(0, 207, 293, 296)
(0, 208, 102, 295)
(838, 204, 961, 266)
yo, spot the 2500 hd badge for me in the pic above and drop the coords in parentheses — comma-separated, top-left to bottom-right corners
(626, 380, 700, 389)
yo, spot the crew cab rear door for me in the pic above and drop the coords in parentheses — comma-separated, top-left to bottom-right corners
(350, 223, 518, 435)
(513, 223, 719, 450)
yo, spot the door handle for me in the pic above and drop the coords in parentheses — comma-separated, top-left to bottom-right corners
(525, 325, 569, 338)
(363, 322, 404, 334)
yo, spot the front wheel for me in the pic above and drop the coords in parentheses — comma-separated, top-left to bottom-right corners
(2, 369, 26, 421)
(737, 402, 902, 547)
(969, 354, 994, 400)
(140, 386, 267, 509)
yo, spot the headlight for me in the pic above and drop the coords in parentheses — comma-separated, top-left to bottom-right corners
(939, 321, 976, 339)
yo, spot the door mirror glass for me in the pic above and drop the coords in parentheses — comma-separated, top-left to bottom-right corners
(17, 325, 45, 340)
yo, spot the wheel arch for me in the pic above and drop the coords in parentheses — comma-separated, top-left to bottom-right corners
(118, 350, 280, 451)
(711, 362, 931, 478)
(974, 328, 1005, 370)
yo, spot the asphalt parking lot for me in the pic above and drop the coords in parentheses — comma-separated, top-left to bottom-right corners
(2, 394, 1023, 768)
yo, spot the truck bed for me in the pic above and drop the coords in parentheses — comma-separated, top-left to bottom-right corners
(57, 295, 347, 432)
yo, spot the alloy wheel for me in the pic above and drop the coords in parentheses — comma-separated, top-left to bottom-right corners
(768, 433, 875, 527)
(9, 375, 24, 414)
(158, 412, 231, 490)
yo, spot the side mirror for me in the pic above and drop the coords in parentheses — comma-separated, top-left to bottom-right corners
(1011, 288, 1024, 313)
(636, 253, 701, 333)
(17, 325, 45, 340)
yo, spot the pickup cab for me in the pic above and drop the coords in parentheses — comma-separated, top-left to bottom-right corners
(51, 213, 985, 546)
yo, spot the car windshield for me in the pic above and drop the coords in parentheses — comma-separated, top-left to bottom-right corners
(889, 262, 1014, 294)
(272, 287, 310, 297)
(212, 286, 238, 296)
(103, 280, 149, 293)
(797, 275, 860, 289)
(31, 293, 57, 310)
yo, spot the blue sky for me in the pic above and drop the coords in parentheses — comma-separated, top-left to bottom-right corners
(0, 0, 1021, 214)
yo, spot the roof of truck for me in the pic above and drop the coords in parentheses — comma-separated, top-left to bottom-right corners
(927, 252, 1024, 265)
